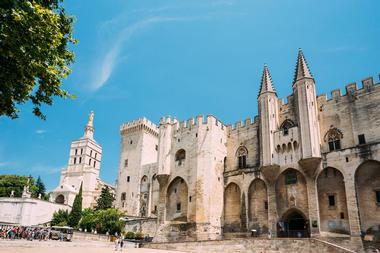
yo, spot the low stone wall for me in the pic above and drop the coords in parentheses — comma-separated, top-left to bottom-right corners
(124, 217, 158, 237)
(0, 197, 71, 226)
(72, 231, 110, 242)
(143, 238, 359, 253)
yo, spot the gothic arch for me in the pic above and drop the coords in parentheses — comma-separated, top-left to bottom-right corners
(236, 146, 248, 169)
(224, 182, 242, 232)
(248, 179, 268, 233)
(324, 127, 343, 151)
(139, 175, 150, 217)
(355, 160, 380, 232)
(278, 208, 309, 238)
(166, 176, 188, 222)
(317, 167, 349, 234)
(55, 194, 65, 204)
(280, 119, 296, 135)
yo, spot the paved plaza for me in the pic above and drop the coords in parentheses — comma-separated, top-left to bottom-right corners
(0, 240, 185, 253)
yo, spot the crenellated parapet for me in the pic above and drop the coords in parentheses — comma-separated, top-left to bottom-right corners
(226, 117, 258, 134)
(316, 75, 379, 105)
(160, 115, 226, 132)
(120, 117, 159, 137)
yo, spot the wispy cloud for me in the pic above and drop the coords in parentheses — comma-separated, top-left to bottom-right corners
(35, 129, 46, 135)
(91, 16, 208, 91)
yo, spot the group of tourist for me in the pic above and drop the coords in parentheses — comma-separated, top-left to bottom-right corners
(0, 225, 52, 241)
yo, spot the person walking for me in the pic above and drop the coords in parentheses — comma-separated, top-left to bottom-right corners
(119, 236, 124, 251)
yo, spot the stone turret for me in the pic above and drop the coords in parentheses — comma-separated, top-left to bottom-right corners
(292, 49, 321, 176)
(258, 65, 280, 174)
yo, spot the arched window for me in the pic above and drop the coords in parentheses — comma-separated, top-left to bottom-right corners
(280, 119, 296, 136)
(175, 149, 186, 165)
(236, 146, 248, 169)
(324, 127, 343, 151)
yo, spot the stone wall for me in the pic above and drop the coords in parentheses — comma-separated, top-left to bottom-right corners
(72, 231, 110, 242)
(124, 217, 158, 237)
(0, 197, 71, 226)
(144, 238, 358, 253)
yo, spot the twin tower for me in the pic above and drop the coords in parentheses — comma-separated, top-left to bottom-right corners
(115, 49, 324, 240)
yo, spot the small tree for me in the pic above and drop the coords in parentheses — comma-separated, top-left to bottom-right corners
(95, 186, 114, 210)
(31, 176, 46, 198)
(51, 209, 69, 226)
(94, 208, 124, 235)
(68, 183, 82, 227)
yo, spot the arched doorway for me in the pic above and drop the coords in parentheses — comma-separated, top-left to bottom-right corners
(317, 167, 349, 234)
(248, 179, 268, 234)
(355, 160, 380, 232)
(279, 209, 309, 238)
(224, 182, 241, 232)
(166, 177, 188, 222)
(55, 194, 65, 204)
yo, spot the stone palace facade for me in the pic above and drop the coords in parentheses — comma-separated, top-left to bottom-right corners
(115, 50, 380, 242)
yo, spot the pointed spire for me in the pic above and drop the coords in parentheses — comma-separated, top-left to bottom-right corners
(259, 64, 276, 96)
(293, 48, 313, 84)
(83, 111, 94, 139)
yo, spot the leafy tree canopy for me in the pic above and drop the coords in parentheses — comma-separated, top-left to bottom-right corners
(79, 208, 124, 235)
(51, 209, 69, 226)
(0, 174, 33, 197)
(95, 186, 115, 210)
(0, 0, 76, 119)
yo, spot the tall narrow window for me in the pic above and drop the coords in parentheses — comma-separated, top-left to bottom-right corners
(124, 159, 128, 167)
(176, 202, 181, 212)
(236, 146, 248, 169)
(81, 149, 83, 155)
(324, 127, 343, 151)
(328, 194, 336, 207)
(376, 190, 380, 204)
(358, 134, 366, 145)
(75, 149, 78, 155)
(121, 192, 126, 201)
(79, 157, 82, 164)
(74, 158, 77, 164)
(127, 176, 130, 182)
(89, 159, 92, 165)
(93, 161, 96, 167)
(90, 150, 93, 157)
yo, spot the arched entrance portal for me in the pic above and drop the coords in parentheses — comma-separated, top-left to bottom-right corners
(224, 183, 241, 232)
(166, 177, 188, 222)
(278, 209, 309, 238)
(55, 194, 65, 204)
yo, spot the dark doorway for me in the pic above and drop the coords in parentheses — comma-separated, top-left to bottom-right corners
(278, 209, 309, 238)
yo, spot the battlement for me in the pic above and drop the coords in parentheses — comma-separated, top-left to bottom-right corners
(316, 75, 379, 104)
(120, 117, 159, 136)
(226, 117, 258, 133)
(160, 115, 226, 131)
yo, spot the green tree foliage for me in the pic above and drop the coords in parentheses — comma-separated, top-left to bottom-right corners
(51, 209, 69, 226)
(78, 208, 96, 232)
(0, 0, 76, 119)
(0, 174, 33, 197)
(79, 208, 124, 235)
(68, 183, 82, 227)
(31, 176, 46, 198)
(95, 186, 114, 210)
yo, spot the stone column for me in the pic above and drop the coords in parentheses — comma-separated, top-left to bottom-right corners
(156, 175, 169, 224)
(306, 176, 320, 236)
(344, 175, 361, 236)
(267, 183, 278, 237)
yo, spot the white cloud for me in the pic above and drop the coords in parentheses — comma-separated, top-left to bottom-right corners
(35, 129, 46, 134)
(91, 16, 207, 91)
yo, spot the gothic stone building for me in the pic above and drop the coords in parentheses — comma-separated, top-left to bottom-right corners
(115, 50, 380, 242)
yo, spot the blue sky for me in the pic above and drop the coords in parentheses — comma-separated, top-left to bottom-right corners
(0, 0, 379, 191)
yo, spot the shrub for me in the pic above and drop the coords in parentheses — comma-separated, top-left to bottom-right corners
(125, 231, 135, 239)
(135, 232, 144, 240)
